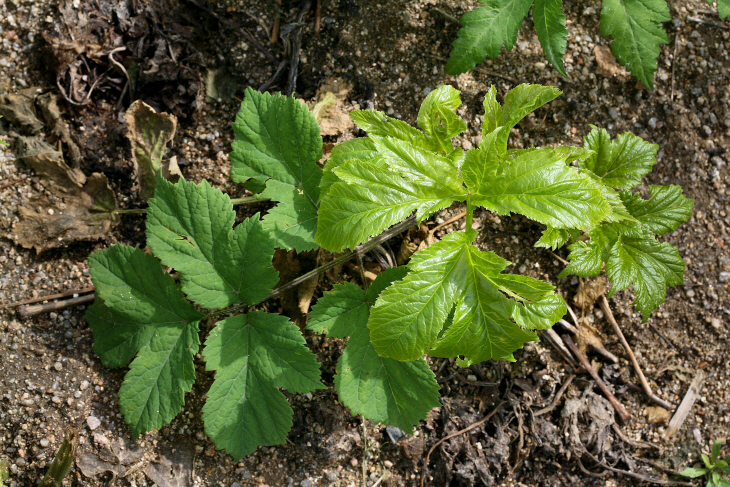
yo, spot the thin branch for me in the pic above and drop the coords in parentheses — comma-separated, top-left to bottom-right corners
(0, 286, 94, 310)
(582, 450, 694, 486)
(420, 402, 503, 487)
(19, 295, 95, 319)
(0, 176, 30, 190)
(534, 374, 574, 416)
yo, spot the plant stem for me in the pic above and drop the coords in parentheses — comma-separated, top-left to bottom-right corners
(465, 198, 474, 232)
(204, 215, 418, 320)
(112, 197, 268, 216)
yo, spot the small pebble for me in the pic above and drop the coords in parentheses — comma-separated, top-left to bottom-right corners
(79, 380, 90, 391)
(300, 480, 312, 487)
(93, 432, 110, 447)
(350, 457, 358, 467)
(719, 271, 729, 283)
(40, 439, 50, 448)
(86, 416, 101, 430)
(384, 460, 393, 468)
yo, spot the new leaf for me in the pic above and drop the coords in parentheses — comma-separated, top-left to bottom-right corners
(307, 268, 441, 433)
(230, 88, 323, 251)
(368, 230, 565, 364)
(86, 245, 204, 437)
(203, 312, 324, 459)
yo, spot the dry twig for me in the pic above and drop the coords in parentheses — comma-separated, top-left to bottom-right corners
(666, 371, 705, 440)
(534, 374, 574, 417)
(0, 286, 95, 310)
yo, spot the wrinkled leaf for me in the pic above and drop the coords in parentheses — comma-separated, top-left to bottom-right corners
(416, 85, 467, 152)
(230, 88, 323, 251)
(581, 126, 658, 189)
(86, 245, 204, 437)
(620, 185, 693, 235)
(146, 175, 278, 309)
(125, 100, 179, 201)
(202, 311, 324, 459)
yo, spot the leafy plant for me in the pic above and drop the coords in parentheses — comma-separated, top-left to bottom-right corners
(316, 83, 691, 363)
(682, 440, 730, 487)
(445, 0, 730, 89)
(86, 83, 691, 459)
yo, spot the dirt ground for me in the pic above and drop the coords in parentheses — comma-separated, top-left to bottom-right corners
(1, 0, 729, 486)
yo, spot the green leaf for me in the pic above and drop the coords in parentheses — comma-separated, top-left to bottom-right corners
(445, 0, 534, 75)
(532, 0, 568, 77)
(308, 268, 440, 433)
(417, 85, 467, 152)
(599, 0, 670, 90)
(482, 84, 562, 153)
(350, 110, 436, 150)
(146, 176, 278, 309)
(368, 230, 565, 364)
(714, 0, 730, 20)
(230, 88, 322, 251)
(86, 245, 204, 437)
(680, 467, 707, 478)
(717, 478, 730, 487)
(558, 226, 615, 278)
(605, 230, 685, 321)
(704, 454, 714, 469)
(465, 146, 610, 229)
(535, 227, 577, 250)
(713, 441, 724, 463)
(320, 138, 378, 200)
(316, 138, 467, 252)
(202, 311, 324, 459)
(581, 126, 659, 189)
(621, 185, 694, 235)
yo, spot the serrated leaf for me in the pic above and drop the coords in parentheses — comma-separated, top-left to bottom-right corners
(316, 138, 467, 252)
(230, 88, 322, 251)
(558, 226, 616, 278)
(621, 185, 693, 235)
(714, 0, 730, 19)
(532, 0, 568, 77)
(86, 245, 204, 437)
(350, 110, 436, 150)
(535, 227, 576, 250)
(146, 176, 278, 309)
(605, 230, 684, 321)
(202, 311, 324, 459)
(320, 138, 378, 200)
(417, 85, 467, 152)
(445, 0, 534, 75)
(482, 84, 562, 153)
(369, 230, 565, 364)
(581, 126, 658, 189)
(308, 268, 440, 433)
(713, 440, 724, 462)
(599, 0, 670, 90)
(465, 147, 610, 229)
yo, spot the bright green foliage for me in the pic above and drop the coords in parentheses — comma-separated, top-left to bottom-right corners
(560, 126, 693, 320)
(86, 245, 204, 437)
(87, 175, 322, 459)
(445, 0, 533, 75)
(599, 0, 670, 90)
(417, 85, 468, 152)
(532, 0, 568, 77)
(230, 88, 323, 251)
(203, 312, 324, 458)
(715, 0, 730, 20)
(308, 268, 441, 432)
(445, 0, 704, 89)
(146, 175, 278, 310)
(368, 230, 564, 364)
(682, 440, 730, 487)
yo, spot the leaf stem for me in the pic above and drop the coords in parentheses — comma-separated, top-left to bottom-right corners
(112, 197, 268, 215)
(204, 215, 418, 320)
(465, 197, 474, 233)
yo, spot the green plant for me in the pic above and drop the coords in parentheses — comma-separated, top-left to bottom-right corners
(86, 83, 691, 459)
(445, 0, 730, 90)
(0, 457, 8, 487)
(682, 440, 730, 487)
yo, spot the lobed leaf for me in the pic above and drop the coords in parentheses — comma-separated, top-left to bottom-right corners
(599, 0, 670, 89)
(416, 85, 467, 152)
(320, 138, 378, 200)
(146, 176, 278, 310)
(532, 0, 568, 77)
(535, 227, 578, 250)
(316, 138, 467, 252)
(620, 185, 693, 235)
(466, 146, 610, 229)
(86, 245, 204, 437)
(230, 88, 322, 251)
(581, 126, 658, 189)
(308, 268, 440, 433)
(482, 84, 562, 153)
(714, 0, 730, 19)
(368, 230, 565, 364)
(350, 110, 436, 150)
(445, 0, 534, 75)
(202, 311, 324, 459)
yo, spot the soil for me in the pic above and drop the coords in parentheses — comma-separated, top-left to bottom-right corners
(1, 0, 729, 486)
